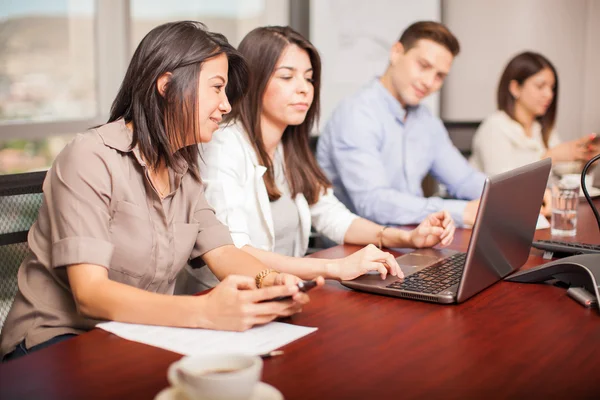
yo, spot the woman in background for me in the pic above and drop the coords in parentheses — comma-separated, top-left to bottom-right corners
(189, 26, 455, 290)
(1, 21, 317, 362)
(470, 51, 598, 177)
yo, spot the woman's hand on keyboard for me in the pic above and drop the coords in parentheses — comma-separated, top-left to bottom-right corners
(328, 244, 402, 281)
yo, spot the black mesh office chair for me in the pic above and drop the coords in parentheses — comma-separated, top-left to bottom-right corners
(0, 171, 46, 333)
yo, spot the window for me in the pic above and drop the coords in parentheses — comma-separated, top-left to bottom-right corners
(0, 0, 289, 174)
(0, 135, 73, 174)
(0, 0, 97, 124)
(130, 0, 288, 48)
(0, 0, 100, 174)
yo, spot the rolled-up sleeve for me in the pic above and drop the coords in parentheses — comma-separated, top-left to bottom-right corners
(48, 134, 115, 268)
(310, 188, 359, 244)
(190, 190, 234, 258)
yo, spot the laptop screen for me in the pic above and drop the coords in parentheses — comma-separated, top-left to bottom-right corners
(456, 158, 552, 302)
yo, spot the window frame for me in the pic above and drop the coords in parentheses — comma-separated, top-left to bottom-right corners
(0, 0, 297, 141)
(0, 0, 130, 140)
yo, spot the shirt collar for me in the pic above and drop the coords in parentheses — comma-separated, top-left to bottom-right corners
(96, 119, 134, 153)
(372, 78, 416, 123)
(96, 119, 189, 175)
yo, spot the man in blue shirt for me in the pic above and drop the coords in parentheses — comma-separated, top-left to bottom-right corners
(317, 21, 486, 227)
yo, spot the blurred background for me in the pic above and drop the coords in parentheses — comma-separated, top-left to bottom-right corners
(0, 0, 598, 174)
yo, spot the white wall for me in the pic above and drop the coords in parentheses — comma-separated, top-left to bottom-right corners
(234, 0, 289, 46)
(442, 0, 599, 140)
(582, 0, 600, 134)
(310, 0, 441, 132)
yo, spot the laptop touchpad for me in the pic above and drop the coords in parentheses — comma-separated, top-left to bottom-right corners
(396, 253, 442, 276)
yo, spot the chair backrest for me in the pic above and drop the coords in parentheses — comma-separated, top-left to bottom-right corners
(0, 171, 46, 332)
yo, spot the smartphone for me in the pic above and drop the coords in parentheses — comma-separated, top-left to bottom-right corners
(259, 280, 317, 303)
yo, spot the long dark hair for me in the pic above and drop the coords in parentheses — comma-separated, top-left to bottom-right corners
(228, 26, 330, 205)
(497, 51, 558, 148)
(108, 21, 248, 180)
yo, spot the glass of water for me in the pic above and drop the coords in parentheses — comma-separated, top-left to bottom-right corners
(551, 177, 579, 237)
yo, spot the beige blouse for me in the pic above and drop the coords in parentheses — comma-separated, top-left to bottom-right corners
(0, 120, 233, 356)
(470, 110, 560, 176)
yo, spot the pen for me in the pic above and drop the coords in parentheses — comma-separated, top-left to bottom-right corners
(259, 350, 284, 359)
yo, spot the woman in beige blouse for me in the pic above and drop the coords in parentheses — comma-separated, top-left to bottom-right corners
(470, 51, 598, 177)
(0, 21, 319, 362)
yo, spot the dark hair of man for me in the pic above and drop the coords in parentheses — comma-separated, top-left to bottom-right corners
(399, 21, 460, 56)
(108, 21, 248, 181)
(227, 26, 330, 205)
(497, 51, 558, 148)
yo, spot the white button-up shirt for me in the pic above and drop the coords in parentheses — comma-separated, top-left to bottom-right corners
(192, 122, 358, 288)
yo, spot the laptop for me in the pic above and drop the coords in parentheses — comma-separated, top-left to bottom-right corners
(341, 158, 552, 304)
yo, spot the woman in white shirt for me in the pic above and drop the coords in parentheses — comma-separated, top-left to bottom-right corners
(470, 51, 597, 177)
(188, 26, 455, 290)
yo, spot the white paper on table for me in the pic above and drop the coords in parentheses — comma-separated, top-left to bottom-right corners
(536, 214, 550, 230)
(96, 321, 317, 356)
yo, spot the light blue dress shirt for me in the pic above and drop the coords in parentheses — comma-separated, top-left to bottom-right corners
(317, 78, 486, 226)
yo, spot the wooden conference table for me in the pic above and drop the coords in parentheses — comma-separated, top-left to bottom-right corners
(1, 201, 600, 400)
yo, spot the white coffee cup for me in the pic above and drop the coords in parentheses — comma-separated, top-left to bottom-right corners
(562, 173, 594, 195)
(167, 354, 263, 400)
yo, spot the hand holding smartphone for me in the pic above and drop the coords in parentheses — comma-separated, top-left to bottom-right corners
(259, 280, 317, 303)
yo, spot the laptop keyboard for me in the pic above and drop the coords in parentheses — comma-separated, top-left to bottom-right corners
(386, 253, 467, 294)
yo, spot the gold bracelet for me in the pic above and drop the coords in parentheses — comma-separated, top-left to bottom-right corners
(378, 226, 390, 250)
(255, 268, 279, 289)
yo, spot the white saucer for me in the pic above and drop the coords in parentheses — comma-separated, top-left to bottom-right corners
(154, 382, 283, 400)
(580, 186, 600, 198)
